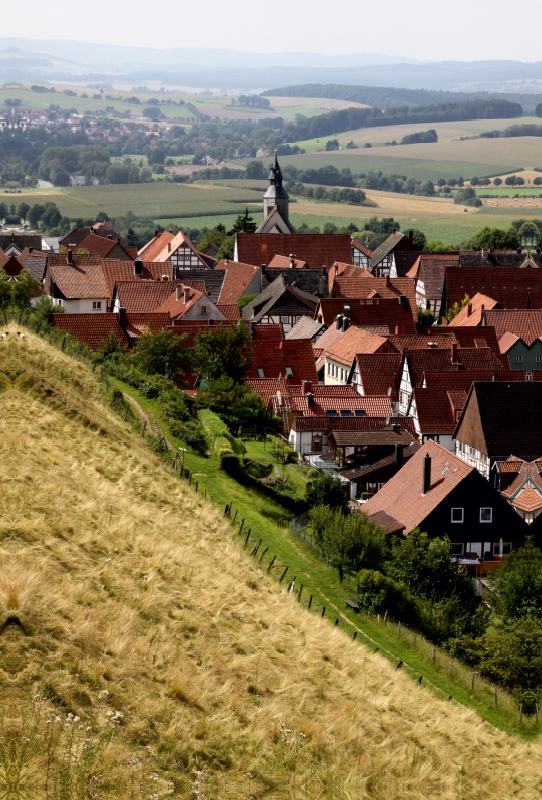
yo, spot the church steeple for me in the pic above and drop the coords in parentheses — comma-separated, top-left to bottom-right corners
(263, 150, 289, 223)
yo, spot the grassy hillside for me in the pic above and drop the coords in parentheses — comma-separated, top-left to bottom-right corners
(0, 329, 536, 798)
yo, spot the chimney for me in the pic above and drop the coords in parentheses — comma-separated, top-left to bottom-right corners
(467, 302, 472, 317)
(395, 444, 404, 472)
(392, 228, 397, 234)
(385, 275, 391, 288)
(306, 393, 314, 408)
(183, 286, 190, 303)
(118, 307, 127, 326)
(134, 258, 143, 276)
(422, 453, 431, 494)
(408, 230, 414, 243)
(301, 380, 312, 395)
(261, 263, 267, 277)
(451, 342, 458, 364)
(482, 248, 488, 260)
(395, 325, 403, 336)
(335, 314, 343, 330)
(29, 247, 33, 254)
(342, 316, 349, 332)
(90, 227, 95, 234)
(176, 286, 182, 301)
(168, 241, 172, 253)
(67, 249, 73, 265)
(154, 229, 159, 237)
(289, 253, 295, 268)
(107, 234, 113, 240)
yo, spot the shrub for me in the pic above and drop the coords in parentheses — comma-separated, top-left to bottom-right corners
(198, 408, 243, 465)
(169, 420, 204, 450)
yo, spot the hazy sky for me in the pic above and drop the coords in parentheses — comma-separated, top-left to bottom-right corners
(5, 0, 542, 61)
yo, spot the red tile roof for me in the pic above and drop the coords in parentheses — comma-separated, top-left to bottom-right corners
(155, 286, 215, 320)
(51, 313, 129, 350)
(77, 232, 136, 260)
(363, 440, 472, 534)
(315, 297, 416, 333)
(114, 280, 205, 313)
(323, 326, 388, 365)
(354, 353, 402, 398)
(445, 268, 542, 312)
(332, 274, 417, 323)
(351, 239, 372, 257)
(414, 324, 502, 355)
(406, 347, 509, 386)
(152, 230, 209, 266)
(484, 309, 542, 347)
(247, 338, 318, 383)
(3, 254, 23, 276)
(101, 259, 175, 301)
(292, 415, 417, 436)
(236, 233, 352, 268)
(47, 254, 108, 299)
(290, 394, 392, 417)
(252, 324, 284, 340)
(216, 303, 241, 321)
(447, 292, 499, 327)
(138, 231, 175, 260)
(214, 260, 261, 303)
(267, 253, 308, 269)
(125, 312, 171, 338)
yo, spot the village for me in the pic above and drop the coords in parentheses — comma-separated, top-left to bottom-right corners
(2, 151, 540, 584)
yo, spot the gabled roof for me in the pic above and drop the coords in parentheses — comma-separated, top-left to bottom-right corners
(406, 253, 460, 280)
(360, 509, 405, 535)
(332, 274, 417, 321)
(448, 292, 500, 327)
(286, 391, 392, 418)
(388, 333, 457, 352)
(454, 381, 542, 460)
(47, 254, 108, 299)
(363, 440, 473, 534)
(77, 232, 137, 260)
(458, 250, 540, 267)
(247, 338, 317, 383)
(253, 323, 284, 340)
(445, 268, 542, 312)
(242, 275, 317, 323)
(214, 260, 261, 303)
(484, 309, 542, 347)
(3, 253, 23, 276)
(101, 259, 176, 301)
(285, 317, 326, 341)
(329, 428, 414, 448)
(351, 239, 373, 257)
(113, 280, 206, 313)
(324, 326, 388, 365)
(138, 231, 175, 260)
(255, 206, 296, 234)
(315, 297, 416, 333)
(405, 347, 509, 389)
(354, 353, 402, 398)
(216, 303, 241, 321)
(155, 286, 222, 320)
(292, 415, 417, 436)
(124, 312, 171, 338)
(267, 254, 308, 269)
(370, 231, 416, 269)
(51, 312, 130, 350)
(414, 323, 502, 355)
(170, 269, 226, 303)
(150, 230, 210, 266)
(236, 233, 352, 269)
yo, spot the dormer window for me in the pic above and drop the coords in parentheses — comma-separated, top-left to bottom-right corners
(355, 409, 366, 417)
(257, 367, 265, 378)
(326, 410, 337, 417)
(341, 410, 351, 417)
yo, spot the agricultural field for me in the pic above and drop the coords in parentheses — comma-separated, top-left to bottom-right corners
(294, 116, 542, 151)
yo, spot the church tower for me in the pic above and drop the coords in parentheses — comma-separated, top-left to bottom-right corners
(263, 152, 289, 222)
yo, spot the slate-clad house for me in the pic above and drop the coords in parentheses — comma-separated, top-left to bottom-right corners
(242, 275, 317, 332)
(454, 381, 542, 478)
(363, 440, 527, 566)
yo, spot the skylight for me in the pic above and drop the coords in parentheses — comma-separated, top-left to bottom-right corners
(355, 409, 366, 417)
(285, 365, 294, 377)
(326, 410, 337, 417)
(257, 367, 265, 379)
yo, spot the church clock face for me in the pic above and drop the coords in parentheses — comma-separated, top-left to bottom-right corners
(267, 199, 275, 207)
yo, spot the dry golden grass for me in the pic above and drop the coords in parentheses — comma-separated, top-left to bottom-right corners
(294, 191, 477, 221)
(0, 330, 539, 798)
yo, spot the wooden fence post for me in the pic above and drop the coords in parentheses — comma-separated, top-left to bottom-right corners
(335, 618, 339, 626)
(244, 528, 251, 548)
(267, 556, 276, 573)
(321, 606, 326, 618)
(297, 583, 303, 601)
(251, 539, 262, 557)
(239, 519, 244, 535)
(308, 595, 313, 610)
(279, 566, 288, 583)
(141, 420, 147, 437)
(353, 631, 357, 640)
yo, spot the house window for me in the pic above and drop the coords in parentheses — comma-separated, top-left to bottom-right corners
(451, 508, 464, 523)
(537, 356, 542, 363)
(257, 367, 265, 379)
(480, 507, 492, 523)
(516, 356, 523, 363)
(285, 366, 294, 378)
(450, 543, 464, 556)
(467, 542, 482, 557)
(341, 410, 351, 417)
(201, 305, 207, 313)
(355, 409, 366, 417)
(326, 410, 337, 417)
(92, 301, 101, 309)
(327, 363, 331, 375)
(280, 316, 290, 324)
(526, 371, 534, 381)
(493, 542, 511, 556)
